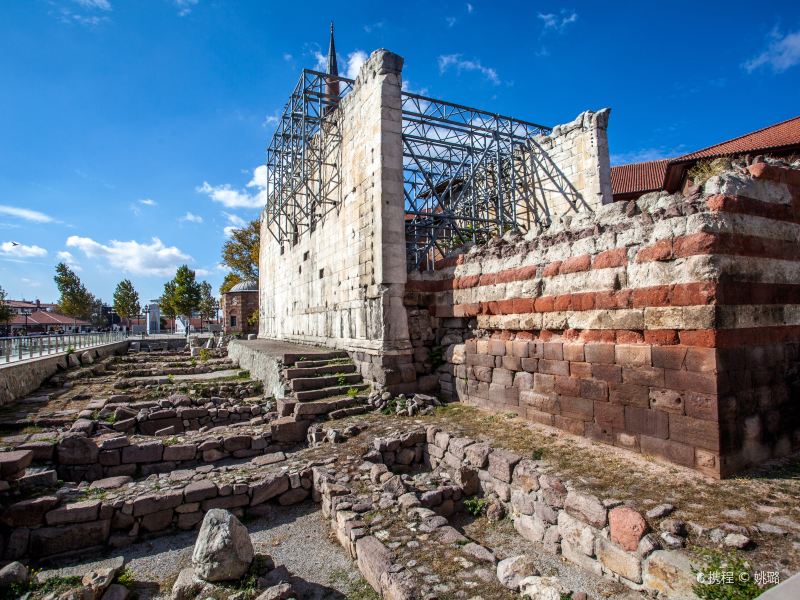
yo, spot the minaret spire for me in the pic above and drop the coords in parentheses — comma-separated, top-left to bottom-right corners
(324, 21, 340, 113)
(327, 21, 338, 78)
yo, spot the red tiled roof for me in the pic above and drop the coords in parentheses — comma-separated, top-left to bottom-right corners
(609, 159, 669, 197)
(676, 115, 800, 161)
(611, 115, 800, 198)
(8, 312, 91, 326)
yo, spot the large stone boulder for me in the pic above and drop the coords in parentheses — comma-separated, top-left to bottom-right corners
(518, 575, 569, 600)
(191, 509, 254, 582)
(496, 554, 538, 590)
(0, 561, 29, 586)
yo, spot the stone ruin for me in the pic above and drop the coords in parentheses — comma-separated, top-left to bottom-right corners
(254, 47, 800, 479)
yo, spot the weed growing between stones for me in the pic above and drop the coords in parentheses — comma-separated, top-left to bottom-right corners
(0, 574, 83, 600)
(691, 548, 771, 600)
(115, 567, 135, 587)
(464, 496, 487, 517)
(328, 569, 380, 600)
(347, 387, 359, 398)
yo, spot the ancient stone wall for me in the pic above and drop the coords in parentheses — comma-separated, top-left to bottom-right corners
(522, 109, 613, 218)
(406, 162, 800, 477)
(258, 49, 414, 390)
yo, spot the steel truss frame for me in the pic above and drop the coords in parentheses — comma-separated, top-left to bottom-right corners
(263, 70, 557, 270)
(401, 93, 551, 270)
(264, 69, 354, 245)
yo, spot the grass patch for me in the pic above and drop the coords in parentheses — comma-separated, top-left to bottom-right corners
(115, 568, 136, 588)
(688, 157, 732, 187)
(328, 569, 380, 600)
(1, 574, 83, 600)
(691, 548, 772, 600)
(346, 387, 359, 399)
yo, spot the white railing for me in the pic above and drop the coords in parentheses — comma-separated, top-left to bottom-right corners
(0, 331, 129, 364)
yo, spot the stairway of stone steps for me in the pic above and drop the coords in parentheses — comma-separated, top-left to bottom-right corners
(275, 351, 371, 420)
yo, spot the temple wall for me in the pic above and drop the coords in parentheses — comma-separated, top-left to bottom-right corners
(259, 50, 414, 389)
(406, 163, 800, 477)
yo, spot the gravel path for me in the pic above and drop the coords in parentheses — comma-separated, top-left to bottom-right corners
(37, 503, 362, 599)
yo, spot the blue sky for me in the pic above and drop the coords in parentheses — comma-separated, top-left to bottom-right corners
(1, 0, 798, 305)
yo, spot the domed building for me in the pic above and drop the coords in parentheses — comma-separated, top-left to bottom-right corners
(222, 280, 258, 336)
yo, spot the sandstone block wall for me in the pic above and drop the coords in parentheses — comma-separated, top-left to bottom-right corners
(406, 162, 800, 477)
(259, 49, 414, 389)
(523, 108, 613, 218)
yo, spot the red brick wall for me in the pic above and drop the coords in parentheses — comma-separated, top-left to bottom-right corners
(406, 162, 800, 477)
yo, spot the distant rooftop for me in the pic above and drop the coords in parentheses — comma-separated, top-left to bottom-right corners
(228, 280, 258, 293)
(611, 115, 800, 200)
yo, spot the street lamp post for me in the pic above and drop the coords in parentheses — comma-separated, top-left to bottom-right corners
(143, 305, 150, 337)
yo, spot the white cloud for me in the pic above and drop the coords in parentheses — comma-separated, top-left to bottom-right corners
(610, 146, 686, 166)
(66, 235, 193, 277)
(313, 51, 327, 72)
(438, 54, 500, 85)
(0, 205, 55, 223)
(74, 0, 111, 10)
(445, 16, 457, 28)
(198, 165, 269, 210)
(138, 198, 157, 206)
(345, 50, 368, 79)
(363, 21, 385, 33)
(538, 10, 578, 32)
(20, 277, 41, 288)
(402, 80, 429, 96)
(466, 3, 473, 13)
(263, 111, 280, 127)
(223, 212, 247, 237)
(1, 241, 48, 258)
(180, 212, 204, 224)
(174, 0, 199, 17)
(224, 212, 246, 227)
(744, 28, 800, 73)
(283, 53, 293, 61)
(57, 250, 82, 271)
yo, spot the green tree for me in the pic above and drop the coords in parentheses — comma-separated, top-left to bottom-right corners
(198, 281, 217, 332)
(54, 263, 93, 325)
(221, 219, 259, 281)
(158, 281, 177, 333)
(0, 285, 13, 335)
(163, 265, 201, 334)
(89, 296, 108, 329)
(219, 272, 242, 295)
(113, 279, 141, 329)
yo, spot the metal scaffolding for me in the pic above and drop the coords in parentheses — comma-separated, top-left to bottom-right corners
(263, 70, 554, 270)
(401, 93, 550, 269)
(263, 69, 354, 245)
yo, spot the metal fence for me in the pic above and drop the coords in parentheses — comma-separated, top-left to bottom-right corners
(0, 331, 128, 364)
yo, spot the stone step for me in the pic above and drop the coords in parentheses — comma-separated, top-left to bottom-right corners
(284, 363, 357, 379)
(289, 373, 362, 392)
(328, 405, 370, 420)
(294, 383, 370, 402)
(293, 357, 354, 369)
(282, 351, 349, 367)
(293, 396, 366, 418)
